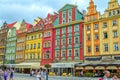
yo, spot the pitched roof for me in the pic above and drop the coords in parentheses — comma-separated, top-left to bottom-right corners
(7, 22, 17, 28)
(25, 22, 33, 32)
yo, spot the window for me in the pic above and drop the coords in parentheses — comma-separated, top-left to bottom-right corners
(68, 38, 72, 44)
(87, 34, 91, 40)
(75, 25, 79, 32)
(75, 49, 79, 56)
(34, 43, 36, 49)
(38, 53, 40, 59)
(68, 27, 72, 33)
(87, 26, 90, 30)
(95, 34, 99, 40)
(95, 46, 99, 52)
(48, 42, 50, 47)
(31, 36, 33, 40)
(44, 43, 47, 47)
(62, 51, 66, 57)
(62, 28, 66, 34)
(48, 32, 51, 36)
(68, 18, 72, 22)
(113, 20, 117, 26)
(117, 10, 120, 14)
(75, 37, 79, 44)
(68, 50, 72, 57)
(38, 43, 40, 48)
(114, 43, 119, 51)
(87, 46, 91, 52)
(26, 54, 28, 59)
(113, 11, 115, 15)
(56, 29, 60, 35)
(104, 44, 108, 52)
(34, 35, 36, 39)
(39, 34, 41, 38)
(33, 54, 35, 59)
(55, 51, 59, 57)
(30, 44, 33, 49)
(63, 13, 66, 18)
(109, 12, 111, 16)
(56, 40, 60, 46)
(104, 32, 108, 39)
(62, 39, 66, 45)
(113, 31, 118, 37)
(94, 24, 98, 29)
(103, 22, 107, 28)
(68, 11, 72, 17)
(30, 54, 32, 59)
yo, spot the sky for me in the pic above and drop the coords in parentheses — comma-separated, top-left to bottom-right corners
(0, 0, 120, 26)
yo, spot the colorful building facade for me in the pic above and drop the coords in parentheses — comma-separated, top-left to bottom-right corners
(16, 20, 32, 63)
(25, 18, 43, 67)
(53, 4, 84, 62)
(0, 22, 9, 65)
(5, 22, 18, 64)
(84, 0, 101, 62)
(41, 13, 57, 65)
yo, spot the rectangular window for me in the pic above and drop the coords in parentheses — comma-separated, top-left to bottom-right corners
(87, 26, 90, 30)
(103, 22, 107, 28)
(48, 42, 50, 47)
(56, 40, 60, 46)
(113, 20, 117, 26)
(95, 34, 99, 40)
(48, 32, 51, 37)
(68, 38, 72, 44)
(94, 24, 98, 29)
(62, 39, 66, 45)
(95, 46, 99, 52)
(56, 29, 60, 35)
(87, 34, 91, 40)
(44, 43, 47, 48)
(39, 34, 41, 38)
(113, 31, 118, 37)
(68, 50, 72, 57)
(55, 51, 59, 57)
(104, 32, 108, 39)
(104, 44, 108, 52)
(87, 46, 91, 52)
(75, 37, 79, 44)
(68, 26, 72, 33)
(75, 25, 79, 32)
(34, 43, 36, 49)
(30, 44, 32, 49)
(62, 51, 66, 57)
(38, 43, 40, 48)
(30, 54, 32, 59)
(114, 43, 119, 51)
(75, 49, 79, 56)
(62, 28, 66, 34)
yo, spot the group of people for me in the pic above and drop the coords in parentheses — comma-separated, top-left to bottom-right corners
(0, 66, 14, 80)
(30, 69, 47, 80)
(99, 70, 118, 80)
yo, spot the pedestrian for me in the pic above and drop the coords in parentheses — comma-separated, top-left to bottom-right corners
(9, 68, 14, 80)
(3, 67, 8, 80)
(36, 70, 41, 80)
(110, 74, 118, 80)
(81, 71, 83, 77)
(0, 67, 3, 80)
(99, 70, 110, 80)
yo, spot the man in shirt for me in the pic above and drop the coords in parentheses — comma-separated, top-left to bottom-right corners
(99, 70, 110, 80)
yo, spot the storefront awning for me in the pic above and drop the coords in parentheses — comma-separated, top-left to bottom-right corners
(15, 62, 40, 68)
(51, 62, 80, 68)
(106, 66, 117, 69)
(95, 66, 105, 70)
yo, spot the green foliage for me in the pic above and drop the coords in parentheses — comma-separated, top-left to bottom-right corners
(84, 72, 94, 77)
(44, 64, 51, 69)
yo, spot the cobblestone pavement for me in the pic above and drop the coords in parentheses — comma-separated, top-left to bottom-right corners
(4, 73, 118, 80)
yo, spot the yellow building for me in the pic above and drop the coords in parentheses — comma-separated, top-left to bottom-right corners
(100, 0, 120, 60)
(84, 0, 120, 63)
(84, 0, 101, 63)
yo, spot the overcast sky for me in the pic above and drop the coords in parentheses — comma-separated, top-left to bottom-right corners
(0, 0, 120, 26)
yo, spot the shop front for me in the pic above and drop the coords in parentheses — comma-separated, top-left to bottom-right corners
(51, 62, 80, 76)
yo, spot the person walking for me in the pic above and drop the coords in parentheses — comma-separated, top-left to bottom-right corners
(0, 67, 3, 80)
(36, 70, 41, 80)
(99, 70, 110, 80)
(9, 68, 14, 80)
(3, 67, 8, 80)
(110, 74, 118, 80)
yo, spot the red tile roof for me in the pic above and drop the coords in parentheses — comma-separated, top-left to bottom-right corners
(25, 22, 33, 32)
(7, 22, 17, 28)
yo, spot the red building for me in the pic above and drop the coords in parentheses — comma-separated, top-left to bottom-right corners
(41, 13, 57, 65)
(51, 4, 84, 75)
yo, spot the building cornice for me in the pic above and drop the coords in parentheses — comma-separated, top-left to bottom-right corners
(53, 20, 84, 29)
